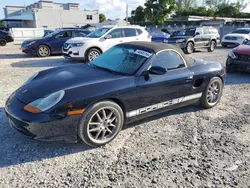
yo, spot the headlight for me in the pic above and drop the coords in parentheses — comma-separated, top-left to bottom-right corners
(24, 90, 65, 113)
(228, 50, 237, 59)
(176, 39, 186, 43)
(23, 72, 39, 85)
(71, 43, 84, 47)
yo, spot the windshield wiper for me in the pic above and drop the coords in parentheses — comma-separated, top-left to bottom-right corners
(89, 63, 119, 75)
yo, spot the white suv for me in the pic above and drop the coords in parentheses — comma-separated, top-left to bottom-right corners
(62, 25, 152, 61)
(221, 28, 250, 47)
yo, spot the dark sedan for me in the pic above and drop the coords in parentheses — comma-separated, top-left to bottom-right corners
(5, 42, 225, 147)
(0, 30, 14, 46)
(21, 29, 88, 57)
(227, 41, 250, 73)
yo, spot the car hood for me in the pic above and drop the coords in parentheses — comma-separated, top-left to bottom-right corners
(233, 45, 250, 55)
(167, 36, 190, 41)
(15, 64, 124, 104)
(22, 37, 48, 44)
(66, 37, 98, 44)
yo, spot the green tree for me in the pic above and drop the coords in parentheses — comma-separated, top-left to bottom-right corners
(99, 13, 106, 23)
(144, 0, 177, 24)
(131, 5, 145, 23)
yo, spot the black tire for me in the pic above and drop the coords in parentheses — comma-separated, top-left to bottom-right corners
(37, 45, 51, 57)
(86, 48, 101, 62)
(0, 38, 7, 46)
(200, 77, 223, 109)
(208, 40, 216, 52)
(78, 100, 124, 147)
(184, 42, 194, 54)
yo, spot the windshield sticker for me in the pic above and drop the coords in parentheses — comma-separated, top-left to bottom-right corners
(134, 50, 152, 58)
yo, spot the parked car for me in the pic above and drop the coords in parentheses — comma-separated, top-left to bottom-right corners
(165, 26, 220, 54)
(0, 30, 14, 46)
(226, 41, 250, 72)
(151, 30, 170, 42)
(5, 42, 225, 147)
(21, 29, 88, 57)
(221, 28, 250, 47)
(63, 25, 152, 61)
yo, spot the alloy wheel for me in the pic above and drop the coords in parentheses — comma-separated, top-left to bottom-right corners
(87, 107, 120, 144)
(38, 46, 50, 57)
(88, 51, 100, 61)
(207, 81, 221, 106)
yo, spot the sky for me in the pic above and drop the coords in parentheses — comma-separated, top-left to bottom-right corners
(0, 0, 249, 20)
(0, 0, 145, 19)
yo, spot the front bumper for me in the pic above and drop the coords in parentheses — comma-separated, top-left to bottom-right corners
(226, 57, 250, 73)
(6, 36, 14, 43)
(21, 45, 37, 55)
(5, 94, 81, 143)
(221, 39, 244, 46)
(62, 47, 85, 60)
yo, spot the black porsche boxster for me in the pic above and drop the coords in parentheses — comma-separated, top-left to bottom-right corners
(5, 42, 226, 147)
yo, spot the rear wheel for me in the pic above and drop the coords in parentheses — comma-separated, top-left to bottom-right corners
(208, 40, 216, 52)
(37, 45, 50, 57)
(200, 77, 223, 109)
(184, 42, 194, 54)
(86, 48, 101, 62)
(78, 100, 124, 147)
(0, 39, 7, 46)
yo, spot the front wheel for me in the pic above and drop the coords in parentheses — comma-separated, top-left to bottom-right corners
(78, 100, 124, 147)
(37, 45, 50, 57)
(0, 39, 7, 46)
(207, 41, 216, 52)
(184, 42, 194, 54)
(86, 48, 101, 62)
(200, 77, 223, 109)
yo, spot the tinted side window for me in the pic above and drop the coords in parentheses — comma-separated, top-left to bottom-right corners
(55, 31, 72, 39)
(196, 28, 203, 35)
(203, 28, 209, 34)
(124, 28, 136, 37)
(108, 29, 123, 38)
(136, 29, 143, 35)
(152, 51, 185, 70)
(75, 31, 87, 37)
(209, 28, 218, 34)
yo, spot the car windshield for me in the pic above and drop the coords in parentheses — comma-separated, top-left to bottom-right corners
(177, 28, 196, 36)
(90, 45, 152, 75)
(43, 30, 60, 38)
(232, 29, 250, 34)
(86, 28, 110, 38)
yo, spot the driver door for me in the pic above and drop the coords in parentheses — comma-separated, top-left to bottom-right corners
(194, 28, 204, 47)
(135, 50, 194, 114)
(50, 31, 72, 53)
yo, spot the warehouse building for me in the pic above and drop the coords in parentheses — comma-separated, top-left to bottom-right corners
(1, 0, 99, 29)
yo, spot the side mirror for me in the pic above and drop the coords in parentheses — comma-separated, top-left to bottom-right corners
(195, 32, 200, 36)
(148, 66, 167, 75)
(104, 34, 112, 39)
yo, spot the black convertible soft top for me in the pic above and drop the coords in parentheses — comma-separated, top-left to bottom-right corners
(122, 41, 195, 67)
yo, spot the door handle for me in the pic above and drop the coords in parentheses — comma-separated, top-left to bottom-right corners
(186, 74, 194, 82)
(119, 40, 123, 42)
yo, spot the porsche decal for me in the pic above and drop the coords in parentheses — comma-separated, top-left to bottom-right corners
(126, 93, 202, 117)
